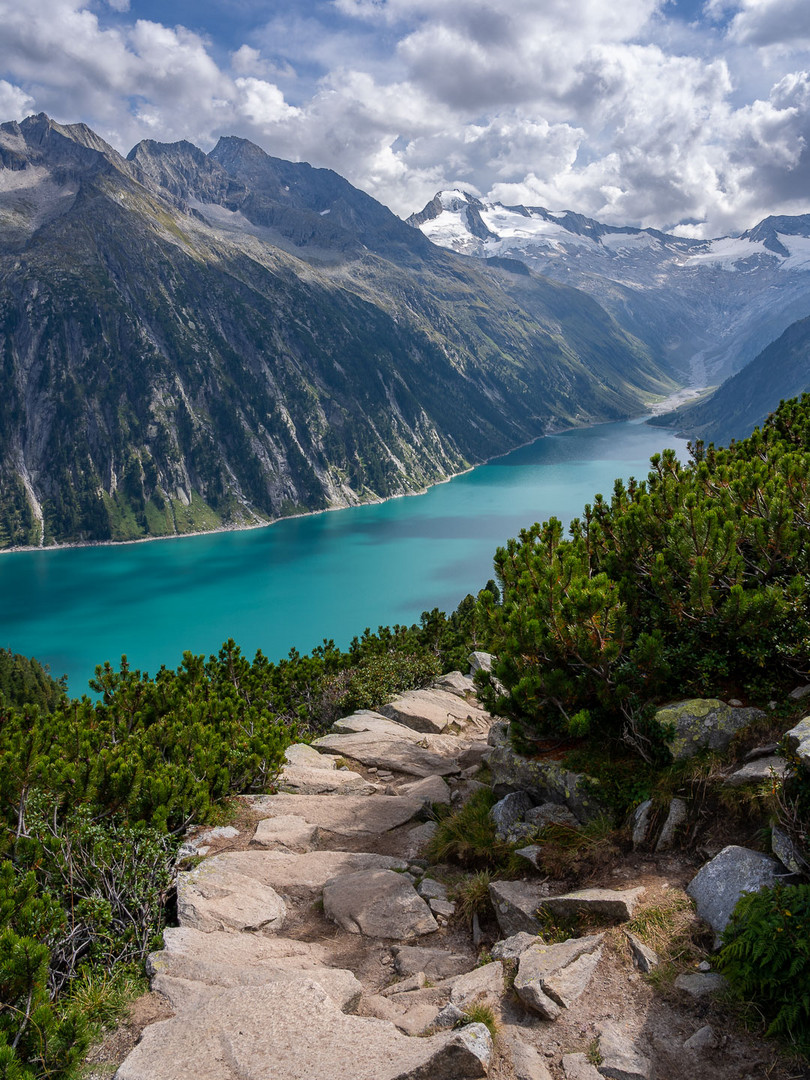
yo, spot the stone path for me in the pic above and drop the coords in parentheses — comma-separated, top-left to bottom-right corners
(112, 672, 802, 1080)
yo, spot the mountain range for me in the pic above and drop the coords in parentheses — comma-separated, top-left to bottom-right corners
(0, 114, 672, 548)
(410, 191, 810, 428)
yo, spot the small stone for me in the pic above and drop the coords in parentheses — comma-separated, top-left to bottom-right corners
(655, 797, 688, 852)
(393, 946, 475, 980)
(489, 880, 546, 937)
(785, 716, 810, 769)
(418, 878, 448, 901)
(697, 961, 711, 972)
(323, 869, 438, 939)
(524, 803, 579, 829)
(788, 684, 810, 701)
(429, 898, 456, 918)
(515, 845, 545, 870)
(540, 887, 645, 923)
(400, 775, 453, 805)
(598, 1020, 653, 1080)
(491, 932, 540, 960)
(449, 961, 504, 1009)
(674, 972, 727, 998)
(514, 936, 604, 1019)
(561, 1053, 602, 1080)
(381, 972, 427, 996)
(744, 743, 779, 762)
(624, 932, 659, 973)
(683, 1025, 719, 1050)
(631, 800, 653, 849)
(772, 824, 807, 874)
(506, 1031, 554, 1080)
(727, 698, 744, 707)
(725, 756, 789, 787)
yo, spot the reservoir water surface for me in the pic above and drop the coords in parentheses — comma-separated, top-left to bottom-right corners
(0, 418, 689, 695)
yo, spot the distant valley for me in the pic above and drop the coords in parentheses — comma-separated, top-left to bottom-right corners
(0, 114, 670, 548)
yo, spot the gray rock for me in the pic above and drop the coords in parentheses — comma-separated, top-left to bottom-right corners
(674, 972, 727, 998)
(786, 716, 810, 769)
(488, 744, 607, 823)
(448, 961, 504, 1008)
(278, 763, 377, 796)
(725, 756, 789, 787)
(656, 698, 766, 760)
(429, 898, 456, 918)
(418, 878, 448, 901)
(176, 859, 287, 934)
(514, 935, 604, 1019)
(199, 849, 406, 895)
(434, 671, 476, 698)
(491, 790, 535, 840)
(323, 868, 439, 939)
(403, 821, 438, 858)
(245, 793, 423, 835)
(458, 743, 490, 769)
(251, 815, 319, 852)
(744, 742, 779, 761)
(393, 945, 475, 980)
(115, 979, 492, 1080)
(631, 800, 653, 849)
(487, 720, 510, 747)
(314, 730, 460, 776)
(507, 1034, 553, 1080)
(432, 1001, 466, 1030)
(284, 742, 335, 769)
(597, 1021, 653, 1080)
(624, 932, 659, 973)
(789, 684, 810, 700)
(489, 879, 546, 937)
(655, 797, 688, 852)
(400, 774, 452, 805)
(331, 710, 426, 740)
(198, 825, 240, 842)
(381, 688, 481, 734)
(562, 1053, 602, 1080)
(686, 845, 785, 944)
(772, 824, 808, 874)
(540, 887, 645, 923)
(491, 932, 541, 960)
(683, 1025, 719, 1050)
(525, 803, 580, 830)
(468, 651, 494, 674)
(515, 845, 545, 870)
(381, 972, 427, 996)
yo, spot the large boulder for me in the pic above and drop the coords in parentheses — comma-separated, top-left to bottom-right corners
(115, 980, 493, 1080)
(331, 710, 427, 740)
(488, 745, 606, 823)
(539, 887, 645, 923)
(489, 880, 547, 937)
(245, 793, 423, 835)
(192, 849, 406, 896)
(393, 945, 476, 980)
(655, 699, 765, 760)
(433, 671, 476, 698)
(176, 859, 287, 934)
(686, 845, 785, 945)
(380, 688, 484, 734)
(490, 791, 535, 840)
(514, 935, 604, 1020)
(313, 731, 460, 776)
(323, 868, 439, 938)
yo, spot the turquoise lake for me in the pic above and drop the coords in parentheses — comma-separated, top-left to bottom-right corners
(0, 418, 689, 695)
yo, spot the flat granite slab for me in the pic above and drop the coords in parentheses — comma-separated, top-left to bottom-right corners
(313, 731, 461, 776)
(244, 793, 424, 834)
(192, 849, 408, 893)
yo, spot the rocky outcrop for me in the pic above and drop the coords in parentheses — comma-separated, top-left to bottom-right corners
(488, 746, 607, 823)
(656, 699, 765, 760)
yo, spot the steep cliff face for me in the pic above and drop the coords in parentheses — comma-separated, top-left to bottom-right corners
(0, 115, 672, 548)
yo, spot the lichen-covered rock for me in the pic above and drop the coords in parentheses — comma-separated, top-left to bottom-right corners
(786, 716, 810, 770)
(488, 745, 607, 823)
(656, 699, 765, 760)
(686, 845, 784, 945)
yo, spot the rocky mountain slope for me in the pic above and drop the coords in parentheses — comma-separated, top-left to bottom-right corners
(0, 114, 671, 548)
(409, 191, 810, 386)
(650, 315, 810, 445)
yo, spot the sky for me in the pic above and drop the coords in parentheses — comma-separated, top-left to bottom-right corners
(1, 0, 810, 236)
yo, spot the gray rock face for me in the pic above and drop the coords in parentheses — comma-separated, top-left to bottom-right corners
(514, 935, 604, 1019)
(279, 763, 377, 796)
(323, 868, 439, 938)
(686, 844, 785, 944)
(771, 824, 808, 874)
(525, 802, 580, 829)
(491, 790, 535, 840)
(507, 1033, 553, 1080)
(786, 716, 810, 769)
(115, 979, 492, 1080)
(489, 880, 546, 937)
(562, 1053, 602, 1080)
(314, 730, 460, 776)
(417, 878, 448, 901)
(198, 849, 406, 895)
(725, 756, 789, 787)
(656, 698, 765, 760)
(540, 887, 645, 923)
(246, 793, 423, 835)
(393, 945, 475, 980)
(252, 815, 319, 852)
(403, 821, 438, 858)
(597, 1021, 653, 1080)
(488, 745, 606, 823)
(655, 797, 688, 852)
(331, 710, 426, 740)
(487, 719, 510, 748)
(380, 688, 482, 734)
(176, 859, 287, 934)
(284, 742, 334, 769)
(448, 961, 504, 1008)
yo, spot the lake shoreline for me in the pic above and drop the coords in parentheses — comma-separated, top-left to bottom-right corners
(0, 401, 689, 558)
